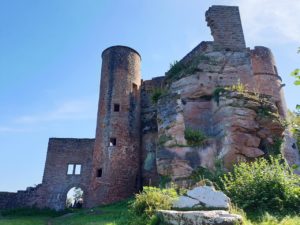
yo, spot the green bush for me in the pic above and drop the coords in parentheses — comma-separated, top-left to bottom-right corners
(212, 87, 226, 105)
(222, 156, 300, 213)
(157, 135, 172, 146)
(184, 127, 207, 146)
(151, 88, 167, 104)
(130, 186, 178, 218)
(165, 60, 186, 80)
(189, 160, 224, 189)
(265, 137, 283, 156)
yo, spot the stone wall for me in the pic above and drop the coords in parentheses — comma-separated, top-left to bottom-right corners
(40, 138, 94, 210)
(0, 185, 43, 209)
(141, 77, 165, 186)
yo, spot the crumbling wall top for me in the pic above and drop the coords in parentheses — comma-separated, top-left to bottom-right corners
(206, 5, 246, 50)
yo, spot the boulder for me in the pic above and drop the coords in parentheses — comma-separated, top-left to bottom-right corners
(157, 210, 243, 225)
(173, 186, 230, 210)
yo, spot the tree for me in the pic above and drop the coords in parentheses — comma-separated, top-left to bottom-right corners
(288, 110, 300, 149)
(291, 47, 300, 111)
(289, 48, 300, 149)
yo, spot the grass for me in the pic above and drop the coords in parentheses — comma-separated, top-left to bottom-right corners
(1, 200, 299, 225)
(0, 200, 130, 225)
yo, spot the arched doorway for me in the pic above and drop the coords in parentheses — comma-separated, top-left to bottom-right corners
(65, 187, 84, 209)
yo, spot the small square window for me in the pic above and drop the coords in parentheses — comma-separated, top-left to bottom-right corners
(97, 168, 102, 177)
(109, 138, 116, 146)
(114, 104, 120, 112)
(67, 164, 74, 175)
(75, 164, 81, 175)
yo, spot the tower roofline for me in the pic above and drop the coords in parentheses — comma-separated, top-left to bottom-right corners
(101, 45, 141, 60)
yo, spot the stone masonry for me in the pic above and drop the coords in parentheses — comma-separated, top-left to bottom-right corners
(0, 5, 299, 210)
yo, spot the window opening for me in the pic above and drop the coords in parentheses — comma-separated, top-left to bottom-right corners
(114, 104, 120, 112)
(274, 65, 278, 75)
(97, 168, 103, 177)
(132, 83, 138, 97)
(109, 138, 116, 146)
(75, 164, 81, 175)
(67, 164, 74, 175)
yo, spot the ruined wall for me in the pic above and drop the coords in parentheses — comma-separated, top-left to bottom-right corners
(0, 185, 42, 209)
(40, 138, 94, 210)
(0, 138, 94, 210)
(141, 77, 164, 186)
(205, 5, 246, 51)
(88, 46, 141, 207)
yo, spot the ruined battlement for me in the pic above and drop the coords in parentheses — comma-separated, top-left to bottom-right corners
(206, 5, 246, 50)
(251, 46, 279, 76)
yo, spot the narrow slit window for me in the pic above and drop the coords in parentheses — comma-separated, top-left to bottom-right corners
(75, 164, 81, 175)
(132, 83, 138, 97)
(67, 164, 74, 175)
(274, 65, 278, 75)
(114, 104, 120, 112)
(97, 168, 103, 177)
(109, 138, 116, 146)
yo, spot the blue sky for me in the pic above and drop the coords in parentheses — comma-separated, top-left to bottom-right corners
(0, 0, 299, 191)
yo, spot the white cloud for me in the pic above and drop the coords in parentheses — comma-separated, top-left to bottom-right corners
(15, 99, 97, 124)
(215, 0, 300, 45)
(238, 0, 300, 44)
(0, 127, 29, 133)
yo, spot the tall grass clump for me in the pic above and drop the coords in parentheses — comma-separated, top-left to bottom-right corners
(184, 128, 207, 146)
(126, 186, 178, 225)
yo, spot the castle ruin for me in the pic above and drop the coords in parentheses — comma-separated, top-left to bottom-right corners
(0, 5, 299, 210)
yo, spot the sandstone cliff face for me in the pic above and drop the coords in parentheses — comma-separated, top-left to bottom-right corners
(151, 43, 292, 181)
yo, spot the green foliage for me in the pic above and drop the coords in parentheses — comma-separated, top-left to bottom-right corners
(1, 207, 67, 217)
(165, 55, 209, 82)
(226, 79, 247, 93)
(291, 69, 300, 84)
(130, 186, 178, 218)
(288, 110, 300, 150)
(230, 206, 300, 225)
(222, 156, 300, 214)
(189, 160, 225, 189)
(1, 198, 300, 225)
(157, 135, 172, 146)
(212, 87, 226, 105)
(265, 137, 283, 156)
(257, 106, 272, 117)
(151, 88, 167, 104)
(184, 127, 207, 146)
(291, 47, 300, 110)
(159, 175, 172, 188)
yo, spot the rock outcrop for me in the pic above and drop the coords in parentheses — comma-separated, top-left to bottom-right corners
(157, 210, 242, 225)
(173, 186, 230, 210)
(155, 42, 288, 181)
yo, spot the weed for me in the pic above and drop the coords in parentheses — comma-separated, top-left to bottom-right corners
(184, 127, 207, 146)
(151, 88, 167, 104)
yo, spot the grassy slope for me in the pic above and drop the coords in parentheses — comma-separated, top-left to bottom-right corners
(0, 200, 299, 225)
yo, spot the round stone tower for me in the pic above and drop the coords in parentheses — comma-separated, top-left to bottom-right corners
(251, 46, 287, 117)
(87, 46, 141, 207)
